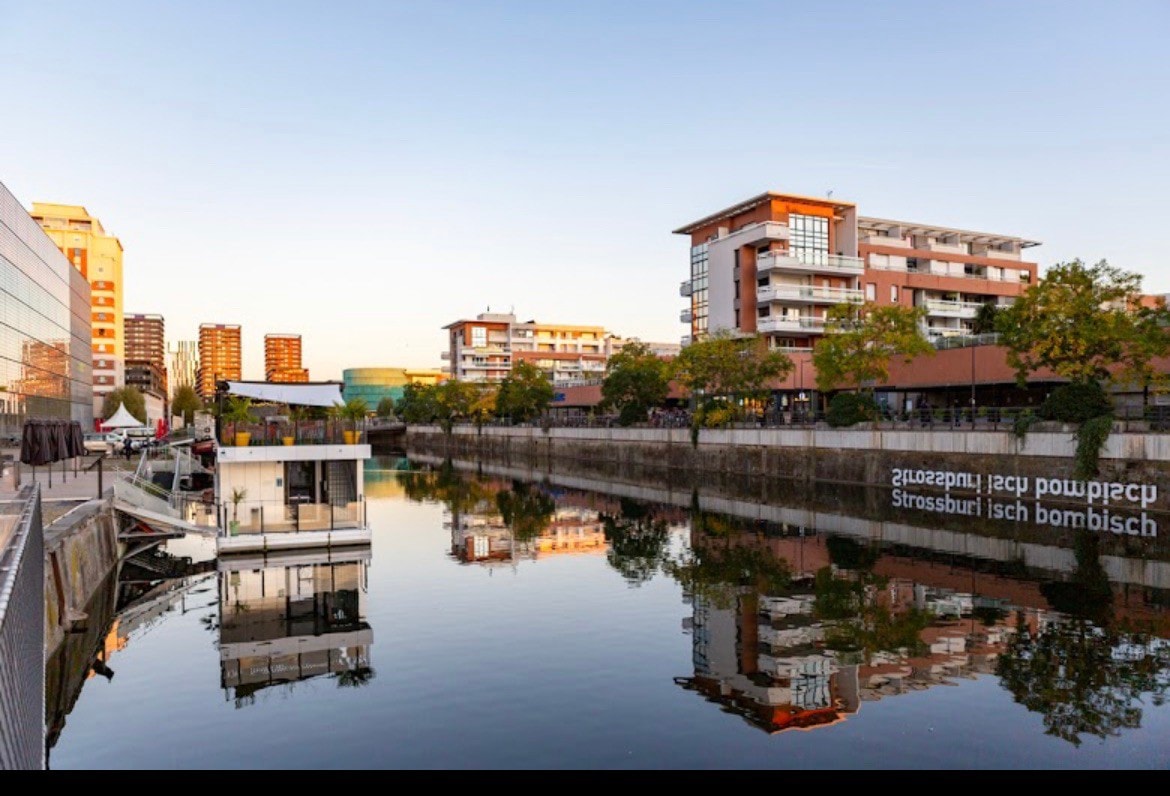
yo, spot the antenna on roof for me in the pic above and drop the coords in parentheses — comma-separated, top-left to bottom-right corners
(827, 190, 834, 198)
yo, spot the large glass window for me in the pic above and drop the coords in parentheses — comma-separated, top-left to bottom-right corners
(689, 243, 709, 339)
(789, 213, 829, 266)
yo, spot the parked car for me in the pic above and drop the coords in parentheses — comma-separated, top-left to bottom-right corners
(83, 432, 109, 453)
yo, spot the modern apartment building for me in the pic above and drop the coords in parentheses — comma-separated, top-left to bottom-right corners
(124, 313, 167, 401)
(675, 191, 1039, 349)
(0, 183, 94, 435)
(442, 312, 609, 384)
(29, 202, 124, 414)
(167, 340, 198, 400)
(197, 323, 241, 399)
(264, 333, 309, 383)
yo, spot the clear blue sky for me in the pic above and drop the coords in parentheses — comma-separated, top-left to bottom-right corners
(2, 1, 1167, 379)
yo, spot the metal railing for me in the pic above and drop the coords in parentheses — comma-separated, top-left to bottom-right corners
(0, 484, 44, 770)
(419, 403, 1170, 433)
(219, 420, 367, 447)
(219, 496, 366, 536)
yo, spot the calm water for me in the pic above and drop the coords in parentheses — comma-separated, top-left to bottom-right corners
(46, 455, 1170, 770)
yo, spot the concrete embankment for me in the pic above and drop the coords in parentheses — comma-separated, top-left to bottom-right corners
(42, 497, 120, 661)
(404, 424, 1170, 503)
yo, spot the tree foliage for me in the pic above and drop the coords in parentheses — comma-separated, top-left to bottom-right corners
(496, 361, 554, 423)
(395, 383, 439, 424)
(171, 384, 202, 425)
(375, 396, 397, 418)
(101, 386, 147, 424)
(600, 340, 671, 426)
(996, 259, 1170, 389)
(669, 330, 792, 408)
(813, 302, 934, 393)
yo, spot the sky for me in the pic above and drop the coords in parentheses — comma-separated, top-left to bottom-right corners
(2, 1, 1168, 381)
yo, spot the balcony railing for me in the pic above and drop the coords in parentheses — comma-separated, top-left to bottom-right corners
(222, 497, 366, 535)
(757, 315, 825, 334)
(680, 280, 693, 297)
(924, 299, 983, 318)
(680, 308, 693, 323)
(757, 285, 863, 305)
(756, 250, 864, 276)
(219, 420, 368, 446)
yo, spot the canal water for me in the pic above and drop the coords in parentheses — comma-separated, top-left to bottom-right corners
(46, 455, 1170, 770)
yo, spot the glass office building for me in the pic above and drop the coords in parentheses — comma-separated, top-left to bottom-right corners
(0, 181, 93, 439)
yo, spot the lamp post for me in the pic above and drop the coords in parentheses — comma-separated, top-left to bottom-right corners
(970, 342, 976, 428)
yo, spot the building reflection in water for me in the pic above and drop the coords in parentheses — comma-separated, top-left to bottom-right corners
(404, 456, 1170, 744)
(671, 510, 1170, 741)
(217, 547, 374, 705)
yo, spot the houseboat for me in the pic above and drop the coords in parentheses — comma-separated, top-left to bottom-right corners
(213, 380, 372, 555)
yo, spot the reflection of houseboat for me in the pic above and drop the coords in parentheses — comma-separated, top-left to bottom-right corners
(214, 381, 372, 554)
(218, 546, 373, 702)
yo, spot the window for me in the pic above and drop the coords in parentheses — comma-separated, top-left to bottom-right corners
(865, 283, 876, 301)
(789, 213, 829, 265)
(471, 327, 487, 348)
(890, 285, 898, 303)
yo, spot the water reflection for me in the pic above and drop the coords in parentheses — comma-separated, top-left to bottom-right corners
(216, 548, 374, 706)
(408, 456, 1170, 745)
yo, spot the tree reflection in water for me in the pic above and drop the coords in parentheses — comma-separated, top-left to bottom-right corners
(995, 529, 1170, 747)
(599, 498, 671, 587)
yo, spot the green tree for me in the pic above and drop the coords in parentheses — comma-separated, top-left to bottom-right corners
(600, 340, 671, 426)
(375, 396, 397, 419)
(101, 386, 147, 424)
(669, 330, 792, 425)
(496, 361, 554, 424)
(433, 379, 484, 433)
(813, 302, 935, 393)
(171, 384, 202, 426)
(971, 302, 1001, 335)
(996, 259, 1170, 390)
(395, 383, 439, 424)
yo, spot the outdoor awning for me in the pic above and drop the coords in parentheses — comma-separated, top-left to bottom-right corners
(224, 381, 344, 408)
(101, 402, 147, 429)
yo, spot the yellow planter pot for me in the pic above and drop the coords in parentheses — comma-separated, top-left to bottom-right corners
(234, 431, 251, 447)
(282, 436, 295, 446)
(343, 430, 360, 444)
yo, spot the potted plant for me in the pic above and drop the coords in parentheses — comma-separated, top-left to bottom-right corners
(278, 403, 295, 445)
(223, 396, 254, 447)
(229, 486, 246, 535)
(338, 397, 369, 444)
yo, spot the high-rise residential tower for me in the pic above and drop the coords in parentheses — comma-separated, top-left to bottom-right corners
(264, 333, 309, 383)
(197, 323, 241, 399)
(167, 340, 199, 400)
(29, 202, 124, 417)
(124, 313, 167, 422)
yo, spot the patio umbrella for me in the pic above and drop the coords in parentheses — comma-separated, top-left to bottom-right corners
(19, 419, 40, 466)
(54, 420, 70, 462)
(69, 421, 85, 458)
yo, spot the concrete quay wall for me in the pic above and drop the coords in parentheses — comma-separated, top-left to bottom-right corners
(43, 499, 120, 660)
(404, 424, 1170, 507)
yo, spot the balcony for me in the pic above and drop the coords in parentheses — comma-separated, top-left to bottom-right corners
(756, 285, 863, 305)
(924, 299, 983, 319)
(721, 220, 789, 246)
(680, 335, 692, 346)
(680, 280, 693, 298)
(756, 250, 864, 277)
(757, 315, 826, 334)
(680, 308, 693, 324)
(440, 351, 450, 360)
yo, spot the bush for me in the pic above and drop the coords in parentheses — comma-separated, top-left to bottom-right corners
(826, 392, 879, 428)
(1074, 414, 1114, 479)
(1039, 382, 1112, 424)
(618, 403, 646, 427)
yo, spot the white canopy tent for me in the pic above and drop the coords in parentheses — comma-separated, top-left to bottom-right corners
(224, 381, 345, 408)
(101, 402, 147, 429)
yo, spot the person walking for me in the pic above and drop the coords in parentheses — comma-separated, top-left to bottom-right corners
(123, 436, 133, 461)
